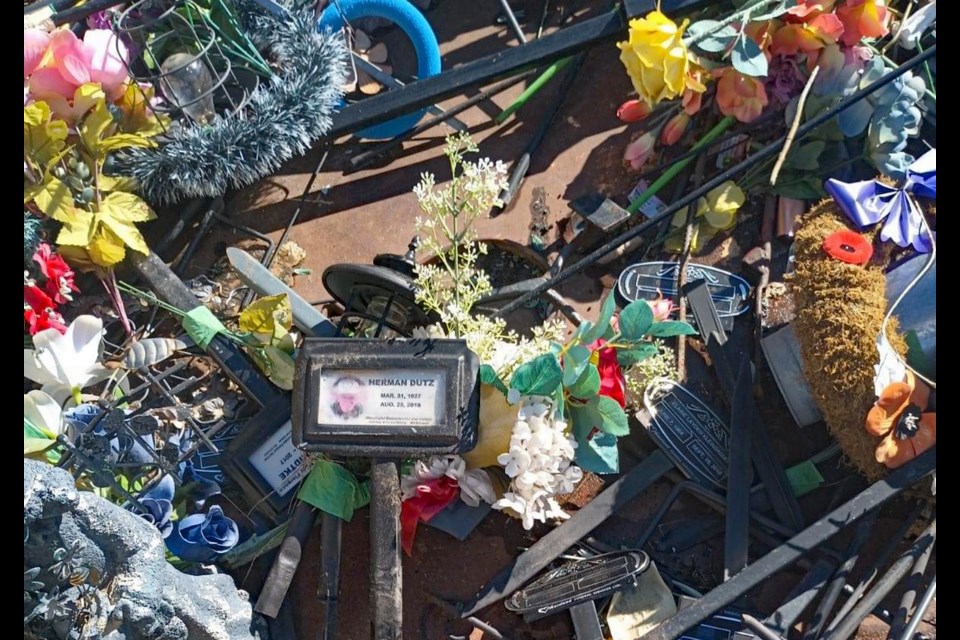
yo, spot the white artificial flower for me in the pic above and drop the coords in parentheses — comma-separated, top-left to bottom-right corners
(24, 390, 63, 436)
(899, 1, 936, 50)
(400, 454, 495, 507)
(459, 468, 496, 507)
(23, 315, 109, 405)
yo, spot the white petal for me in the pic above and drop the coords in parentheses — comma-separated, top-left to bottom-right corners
(23, 349, 59, 386)
(24, 391, 63, 435)
(507, 388, 521, 404)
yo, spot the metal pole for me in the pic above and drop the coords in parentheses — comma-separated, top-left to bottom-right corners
(899, 575, 936, 640)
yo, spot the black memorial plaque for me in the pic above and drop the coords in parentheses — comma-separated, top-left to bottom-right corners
(617, 262, 750, 332)
(292, 339, 480, 458)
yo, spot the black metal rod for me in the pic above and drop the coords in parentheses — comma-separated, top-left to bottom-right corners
(821, 520, 936, 640)
(888, 512, 936, 638)
(348, 70, 539, 171)
(317, 510, 343, 640)
(742, 614, 786, 640)
(801, 510, 880, 640)
(641, 448, 935, 640)
(491, 44, 937, 319)
(899, 574, 935, 640)
(725, 360, 754, 581)
(821, 501, 925, 637)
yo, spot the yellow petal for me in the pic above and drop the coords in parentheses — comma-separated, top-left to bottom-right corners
(704, 207, 736, 230)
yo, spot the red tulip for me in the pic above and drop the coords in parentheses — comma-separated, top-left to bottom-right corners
(660, 112, 690, 146)
(617, 99, 652, 123)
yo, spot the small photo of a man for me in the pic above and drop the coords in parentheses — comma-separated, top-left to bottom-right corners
(330, 376, 366, 420)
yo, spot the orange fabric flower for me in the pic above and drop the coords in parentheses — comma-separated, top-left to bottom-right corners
(865, 371, 935, 469)
(836, 0, 889, 46)
(715, 68, 769, 123)
(770, 14, 844, 55)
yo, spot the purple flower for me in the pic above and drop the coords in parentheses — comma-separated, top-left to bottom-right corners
(764, 55, 808, 107)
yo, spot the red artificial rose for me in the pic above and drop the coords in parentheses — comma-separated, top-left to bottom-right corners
(24, 284, 67, 334)
(33, 243, 79, 304)
(589, 339, 627, 409)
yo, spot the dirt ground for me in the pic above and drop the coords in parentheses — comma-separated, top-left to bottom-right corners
(159, 1, 936, 638)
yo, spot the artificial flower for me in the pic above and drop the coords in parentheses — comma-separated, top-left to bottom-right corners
(23, 314, 108, 404)
(770, 13, 844, 55)
(24, 29, 51, 78)
(617, 11, 691, 107)
(897, 1, 936, 50)
(624, 131, 656, 171)
(617, 99, 652, 123)
(646, 293, 678, 322)
(33, 243, 78, 304)
(589, 340, 627, 408)
(822, 229, 873, 265)
(24, 284, 67, 335)
(165, 505, 239, 562)
(660, 112, 690, 146)
(836, 0, 889, 46)
(665, 180, 745, 252)
(133, 474, 175, 538)
(865, 371, 935, 469)
(765, 55, 809, 106)
(27, 28, 129, 104)
(715, 67, 769, 123)
(491, 396, 581, 530)
(785, 0, 837, 20)
(24, 390, 64, 455)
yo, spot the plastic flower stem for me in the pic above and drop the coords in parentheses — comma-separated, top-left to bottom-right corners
(495, 56, 573, 124)
(914, 42, 936, 98)
(626, 115, 735, 215)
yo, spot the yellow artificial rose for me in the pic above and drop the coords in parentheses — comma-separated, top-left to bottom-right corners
(617, 11, 691, 106)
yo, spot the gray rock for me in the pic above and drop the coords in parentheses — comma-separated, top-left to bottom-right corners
(24, 460, 260, 640)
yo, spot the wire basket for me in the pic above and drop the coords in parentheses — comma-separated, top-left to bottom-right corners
(114, 0, 261, 127)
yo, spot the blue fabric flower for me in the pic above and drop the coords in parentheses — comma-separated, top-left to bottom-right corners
(165, 505, 239, 563)
(133, 474, 175, 538)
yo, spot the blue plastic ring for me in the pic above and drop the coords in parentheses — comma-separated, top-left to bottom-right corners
(319, 0, 442, 140)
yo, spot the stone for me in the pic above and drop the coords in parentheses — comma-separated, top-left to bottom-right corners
(24, 460, 261, 640)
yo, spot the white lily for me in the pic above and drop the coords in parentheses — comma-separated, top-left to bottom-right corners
(24, 315, 109, 405)
(24, 390, 63, 454)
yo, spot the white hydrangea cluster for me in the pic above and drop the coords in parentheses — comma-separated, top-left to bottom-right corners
(493, 395, 583, 530)
(401, 454, 496, 507)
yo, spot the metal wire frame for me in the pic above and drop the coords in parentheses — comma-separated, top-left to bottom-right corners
(114, 0, 259, 128)
(55, 350, 251, 513)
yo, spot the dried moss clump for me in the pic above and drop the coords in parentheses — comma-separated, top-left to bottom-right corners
(791, 200, 906, 481)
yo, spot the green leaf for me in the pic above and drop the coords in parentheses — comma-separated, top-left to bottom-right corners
(581, 293, 617, 344)
(687, 19, 738, 53)
(617, 343, 659, 367)
(510, 354, 563, 397)
(575, 320, 594, 343)
(182, 305, 228, 349)
(262, 345, 295, 390)
(572, 422, 620, 474)
(562, 345, 591, 386)
(480, 363, 509, 396)
(647, 321, 698, 338)
(731, 35, 768, 77)
(239, 294, 293, 341)
(619, 300, 654, 340)
(784, 140, 826, 171)
(572, 396, 630, 437)
(567, 363, 600, 398)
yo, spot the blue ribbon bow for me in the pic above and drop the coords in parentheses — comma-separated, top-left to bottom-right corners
(825, 149, 936, 253)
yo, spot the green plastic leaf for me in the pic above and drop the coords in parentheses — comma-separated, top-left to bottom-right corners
(510, 354, 563, 397)
(575, 320, 594, 343)
(786, 460, 824, 497)
(573, 426, 620, 474)
(262, 345, 295, 390)
(784, 140, 826, 171)
(581, 293, 617, 344)
(686, 19, 738, 52)
(619, 300, 654, 340)
(480, 363, 509, 396)
(567, 363, 601, 398)
(298, 459, 371, 521)
(239, 294, 292, 341)
(593, 396, 629, 436)
(182, 305, 228, 349)
(731, 35, 768, 77)
(647, 321, 698, 338)
(617, 343, 659, 367)
(562, 345, 592, 386)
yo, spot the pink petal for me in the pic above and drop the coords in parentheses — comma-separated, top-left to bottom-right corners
(58, 52, 92, 86)
(24, 29, 51, 78)
(29, 67, 78, 100)
(84, 29, 129, 94)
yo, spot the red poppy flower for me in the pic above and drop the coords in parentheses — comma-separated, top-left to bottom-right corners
(588, 339, 627, 408)
(24, 284, 67, 335)
(823, 229, 873, 265)
(33, 243, 79, 304)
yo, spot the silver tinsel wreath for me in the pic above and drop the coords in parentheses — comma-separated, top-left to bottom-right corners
(117, 1, 347, 205)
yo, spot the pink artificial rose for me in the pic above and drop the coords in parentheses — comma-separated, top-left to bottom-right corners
(84, 29, 130, 99)
(24, 29, 51, 78)
(623, 132, 656, 171)
(660, 112, 690, 146)
(715, 68, 769, 123)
